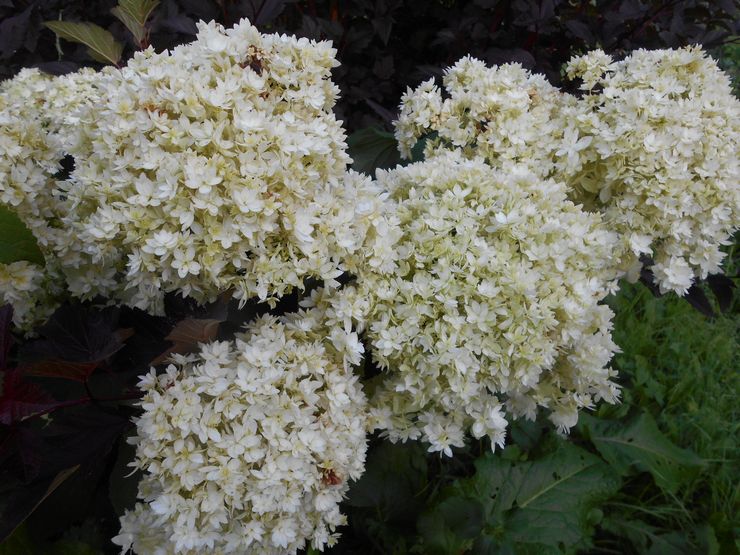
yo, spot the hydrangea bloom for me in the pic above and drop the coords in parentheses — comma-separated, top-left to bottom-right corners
(0, 67, 100, 327)
(113, 307, 368, 554)
(0, 261, 60, 328)
(1, 20, 388, 321)
(565, 47, 740, 294)
(393, 55, 583, 179)
(306, 151, 621, 456)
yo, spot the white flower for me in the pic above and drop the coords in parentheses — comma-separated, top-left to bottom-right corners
(565, 46, 740, 294)
(308, 151, 621, 454)
(0, 19, 387, 318)
(114, 306, 368, 555)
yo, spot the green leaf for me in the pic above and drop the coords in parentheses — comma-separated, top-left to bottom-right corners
(461, 442, 621, 550)
(580, 412, 705, 493)
(0, 206, 44, 266)
(347, 127, 402, 176)
(111, 6, 146, 44)
(43, 21, 123, 65)
(117, 0, 160, 26)
(346, 441, 427, 521)
(0, 524, 35, 554)
(417, 496, 484, 555)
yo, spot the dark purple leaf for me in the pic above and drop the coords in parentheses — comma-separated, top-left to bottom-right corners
(619, 0, 648, 20)
(151, 317, 223, 365)
(707, 274, 735, 313)
(255, 0, 290, 25)
(683, 285, 715, 318)
(372, 55, 394, 80)
(372, 15, 394, 45)
(0, 370, 57, 425)
(0, 424, 45, 481)
(0, 7, 32, 60)
(160, 13, 197, 34)
(485, 47, 536, 68)
(22, 360, 98, 382)
(22, 304, 129, 368)
(178, 0, 219, 20)
(35, 61, 81, 75)
(0, 305, 12, 371)
(565, 19, 595, 43)
(365, 98, 396, 123)
(43, 406, 131, 469)
(0, 465, 79, 542)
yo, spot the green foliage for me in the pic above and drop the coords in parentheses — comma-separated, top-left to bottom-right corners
(331, 276, 738, 554)
(347, 127, 427, 176)
(0, 206, 44, 266)
(347, 128, 402, 176)
(43, 21, 124, 66)
(116, 0, 160, 26)
(423, 443, 622, 554)
(111, 0, 160, 47)
(580, 412, 704, 493)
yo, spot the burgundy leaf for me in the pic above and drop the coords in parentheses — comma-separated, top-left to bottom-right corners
(19, 304, 132, 382)
(0, 424, 45, 481)
(0, 369, 57, 425)
(0, 464, 79, 542)
(0, 304, 12, 371)
(44, 406, 131, 469)
(21, 360, 98, 382)
(707, 274, 735, 313)
(151, 317, 222, 365)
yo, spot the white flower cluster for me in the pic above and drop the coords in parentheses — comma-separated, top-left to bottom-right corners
(395, 48, 740, 295)
(393, 55, 582, 179)
(0, 261, 60, 328)
(0, 67, 100, 327)
(113, 307, 367, 554)
(58, 20, 379, 313)
(1, 19, 388, 320)
(307, 151, 620, 456)
(565, 47, 740, 294)
(2, 30, 737, 553)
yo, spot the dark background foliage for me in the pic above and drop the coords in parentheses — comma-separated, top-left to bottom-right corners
(1, 0, 738, 131)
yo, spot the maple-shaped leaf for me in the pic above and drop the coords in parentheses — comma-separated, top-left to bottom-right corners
(0, 305, 12, 371)
(0, 424, 45, 481)
(0, 370, 58, 425)
(0, 464, 79, 542)
(21, 361, 99, 382)
(19, 304, 132, 382)
(151, 318, 223, 365)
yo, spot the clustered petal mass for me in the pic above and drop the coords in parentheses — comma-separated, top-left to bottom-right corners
(0, 18, 737, 555)
(395, 48, 740, 294)
(565, 47, 740, 294)
(305, 151, 621, 456)
(0, 19, 388, 325)
(394, 55, 581, 180)
(0, 67, 100, 327)
(113, 307, 368, 555)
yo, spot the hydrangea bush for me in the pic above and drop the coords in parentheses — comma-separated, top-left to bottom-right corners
(0, 67, 100, 327)
(394, 56, 580, 179)
(0, 17, 737, 555)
